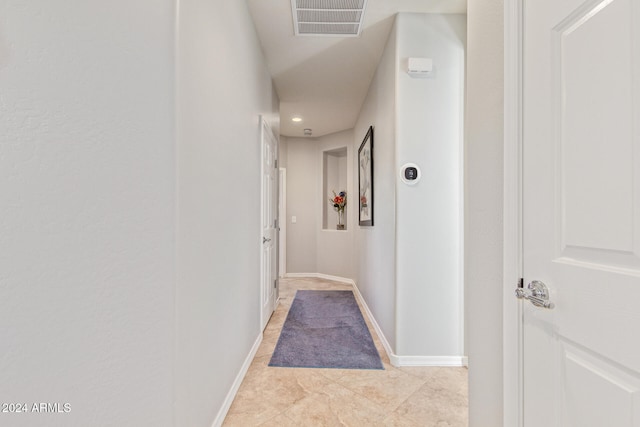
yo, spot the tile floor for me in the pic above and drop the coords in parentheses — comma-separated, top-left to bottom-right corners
(223, 277, 468, 426)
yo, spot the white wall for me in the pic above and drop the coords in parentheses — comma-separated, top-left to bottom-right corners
(285, 138, 319, 273)
(353, 18, 399, 351)
(465, 0, 504, 425)
(285, 130, 355, 279)
(279, 136, 289, 168)
(175, 0, 279, 425)
(353, 14, 465, 360)
(395, 13, 465, 357)
(0, 1, 175, 426)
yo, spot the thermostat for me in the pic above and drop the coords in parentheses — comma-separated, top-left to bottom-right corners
(400, 163, 421, 185)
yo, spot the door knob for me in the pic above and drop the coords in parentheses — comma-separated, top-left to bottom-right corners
(515, 280, 554, 309)
(263, 237, 271, 244)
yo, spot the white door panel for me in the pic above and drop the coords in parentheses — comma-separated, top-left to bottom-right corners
(562, 345, 640, 427)
(523, 0, 640, 425)
(557, 0, 637, 256)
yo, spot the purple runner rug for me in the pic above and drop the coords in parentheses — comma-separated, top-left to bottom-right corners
(268, 290, 384, 370)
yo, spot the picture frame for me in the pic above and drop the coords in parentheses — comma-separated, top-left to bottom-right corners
(358, 126, 374, 226)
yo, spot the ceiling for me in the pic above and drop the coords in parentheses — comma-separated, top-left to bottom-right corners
(247, 0, 467, 138)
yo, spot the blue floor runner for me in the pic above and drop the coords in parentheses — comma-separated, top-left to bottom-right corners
(269, 290, 384, 370)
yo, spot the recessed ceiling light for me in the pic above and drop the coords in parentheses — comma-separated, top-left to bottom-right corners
(292, 117, 302, 122)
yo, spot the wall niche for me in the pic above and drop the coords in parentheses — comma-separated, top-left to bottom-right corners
(322, 147, 348, 230)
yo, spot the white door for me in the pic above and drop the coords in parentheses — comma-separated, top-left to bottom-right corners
(521, 0, 640, 425)
(260, 117, 277, 330)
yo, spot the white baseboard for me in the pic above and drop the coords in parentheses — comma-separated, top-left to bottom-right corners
(392, 355, 468, 367)
(315, 273, 356, 285)
(350, 281, 399, 366)
(211, 332, 263, 427)
(283, 274, 467, 368)
(284, 272, 355, 285)
(283, 272, 316, 279)
(352, 282, 467, 368)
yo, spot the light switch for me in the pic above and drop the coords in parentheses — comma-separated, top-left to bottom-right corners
(407, 57, 433, 78)
(291, 216, 297, 224)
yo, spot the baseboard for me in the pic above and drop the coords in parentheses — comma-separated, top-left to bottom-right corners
(351, 282, 467, 368)
(284, 272, 355, 285)
(211, 332, 263, 427)
(350, 281, 399, 367)
(315, 273, 356, 285)
(392, 355, 467, 367)
(284, 272, 318, 279)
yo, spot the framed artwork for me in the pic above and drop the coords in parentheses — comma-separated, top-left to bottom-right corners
(358, 126, 374, 226)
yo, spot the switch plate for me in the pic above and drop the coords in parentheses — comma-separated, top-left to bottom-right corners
(407, 57, 433, 78)
(291, 216, 297, 224)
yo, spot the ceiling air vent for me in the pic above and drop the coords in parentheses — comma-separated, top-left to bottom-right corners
(291, 0, 368, 37)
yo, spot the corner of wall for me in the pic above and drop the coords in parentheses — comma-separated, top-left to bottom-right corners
(465, 0, 505, 425)
(352, 13, 399, 354)
(393, 12, 465, 359)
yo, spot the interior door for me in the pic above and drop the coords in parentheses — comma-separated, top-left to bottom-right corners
(522, 0, 640, 425)
(260, 117, 277, 330)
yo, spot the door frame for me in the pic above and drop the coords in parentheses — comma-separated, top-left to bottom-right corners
(278, 167, 286, 278)
(503, 0, 524, 426)
(259, 115, 278, 330)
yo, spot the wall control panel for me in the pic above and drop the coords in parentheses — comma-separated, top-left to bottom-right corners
(400, 163, 421, 185)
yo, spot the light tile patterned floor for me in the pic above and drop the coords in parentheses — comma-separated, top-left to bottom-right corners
(223, 277, 468, 426)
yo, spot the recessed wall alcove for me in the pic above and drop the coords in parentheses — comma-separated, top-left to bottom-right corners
(322, 147, 348, 230)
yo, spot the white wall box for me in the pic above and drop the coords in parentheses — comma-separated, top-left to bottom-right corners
(407, 57, 433, 78)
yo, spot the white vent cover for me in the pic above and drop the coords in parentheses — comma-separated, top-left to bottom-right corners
(291, 0, 368, 37)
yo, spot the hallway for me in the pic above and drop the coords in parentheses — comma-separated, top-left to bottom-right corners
(1, 1, 504, 425)
(223, 277, 468, 426)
